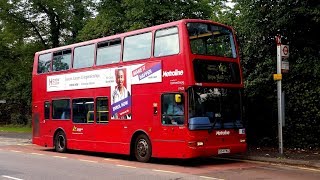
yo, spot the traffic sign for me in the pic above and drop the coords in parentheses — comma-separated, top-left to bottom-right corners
(273, 74, 282, 81)
(281, 60, 289, 73)
(275, 35, 281, 45)
(281, 45, 289, 58)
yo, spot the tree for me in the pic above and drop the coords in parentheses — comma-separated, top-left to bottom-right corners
(213, 0, 320, 148)
(0, 0, 95, 124)
(78, 0, 213, 41)
(0, 21, 41, 125)
(0, 0, 95, 48)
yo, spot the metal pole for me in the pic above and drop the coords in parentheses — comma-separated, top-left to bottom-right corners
(282, 91, 285, 127)
(276, 37, 283, 154)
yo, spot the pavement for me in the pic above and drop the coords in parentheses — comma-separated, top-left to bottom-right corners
(223, 147, 320, 169)
(1, 131, 319, 169)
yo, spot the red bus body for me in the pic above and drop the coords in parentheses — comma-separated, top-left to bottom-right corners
(32, 19, 246, 161)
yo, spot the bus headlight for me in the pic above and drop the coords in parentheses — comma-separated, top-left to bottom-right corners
(197, 142, 204, 146)
(188, 141, 204, 147)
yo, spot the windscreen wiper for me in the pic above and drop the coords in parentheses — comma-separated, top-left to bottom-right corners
(208, 118, 219, 133)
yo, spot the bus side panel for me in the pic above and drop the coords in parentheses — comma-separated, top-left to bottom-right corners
(94, 121, 130, 155)
(122, 93, 155, 155)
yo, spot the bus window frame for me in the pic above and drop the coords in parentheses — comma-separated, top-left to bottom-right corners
(161, 93, 185, 126)
(187, 22, 237, 59)
(154, 26, 180, 58)
(96, 38, 122, 66)
(72, 97, 95, 124)
(73, 43, 96, 69)
(37, 52, 53, 74)
(123, 32, 153, 62)
(52, 48, 72, 72)
(95, 97, 109, 124)
(52, 98, 71, 120)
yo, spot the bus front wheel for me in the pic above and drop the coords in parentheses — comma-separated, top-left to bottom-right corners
(134, 134, 151, 162)
(54, 131, 67, 153)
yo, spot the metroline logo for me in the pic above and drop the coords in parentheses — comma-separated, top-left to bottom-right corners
(162, 69, 184, 77)
(216, 130, 230, 136)
(48, 77, 60, 86)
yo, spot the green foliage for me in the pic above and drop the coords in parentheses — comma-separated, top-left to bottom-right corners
(213, 0, 320, 148)
(0, 0, 95, 47)
(78, 0, 212, 41)
(0, 0, 95, 125)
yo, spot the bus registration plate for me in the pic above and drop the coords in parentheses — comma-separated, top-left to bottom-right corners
(218, 149, 230, 154)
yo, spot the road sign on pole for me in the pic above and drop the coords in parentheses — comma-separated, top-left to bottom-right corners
(273, 74, 282, 81)
(281, 60, 289, 73)
(281, 45, 289, 58)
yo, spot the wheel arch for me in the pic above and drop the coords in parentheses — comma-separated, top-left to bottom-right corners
(130, 129, 152, 157)
(53, 127, 66, 146)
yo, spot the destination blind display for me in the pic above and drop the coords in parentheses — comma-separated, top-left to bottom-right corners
(193, 60, 241, 83)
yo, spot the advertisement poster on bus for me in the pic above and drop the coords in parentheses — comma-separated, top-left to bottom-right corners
(47, 61, 162, 92)
(131, 61, 162, 84)
(47, 61, 162, 120)
(111, 68, 132, 119)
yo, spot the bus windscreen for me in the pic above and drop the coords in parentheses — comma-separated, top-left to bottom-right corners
(188, 87, 243, 129)
(187, 23, 237, 58)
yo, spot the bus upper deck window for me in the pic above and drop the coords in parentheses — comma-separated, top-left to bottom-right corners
(37, 53, 52, 74)
(73, 44, 95, 69)
(53, 49, 72, 72)
(123, 32, 152, 61)
(154, 27, 179, 57)
(97, 39, 121, 66)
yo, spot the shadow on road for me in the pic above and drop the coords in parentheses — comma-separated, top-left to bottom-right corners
(43, 148, 238, 167)
(0, 131, 239, 166)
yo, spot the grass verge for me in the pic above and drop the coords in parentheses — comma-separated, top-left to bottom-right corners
(0, 125, 32, 133)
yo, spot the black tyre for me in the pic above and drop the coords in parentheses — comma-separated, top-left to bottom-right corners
(134, 134, 152, 162)
(54, 131, 67, 153)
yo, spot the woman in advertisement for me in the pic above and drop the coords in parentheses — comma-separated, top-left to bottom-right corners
(111, 68, 131, 119)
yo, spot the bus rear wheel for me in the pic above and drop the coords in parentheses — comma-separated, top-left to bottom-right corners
(54, 131, 67, 153)
(134, 134, 151, 162)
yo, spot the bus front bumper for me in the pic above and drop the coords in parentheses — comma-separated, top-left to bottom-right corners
(184, 143, 247, 159)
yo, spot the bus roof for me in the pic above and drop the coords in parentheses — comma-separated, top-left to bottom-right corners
(35, 19, 232, 55)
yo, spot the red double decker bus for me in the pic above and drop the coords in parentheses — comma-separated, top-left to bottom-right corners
(32, 19, 246, 162)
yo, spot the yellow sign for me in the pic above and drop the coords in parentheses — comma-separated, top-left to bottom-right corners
(273, 74, 282, 81)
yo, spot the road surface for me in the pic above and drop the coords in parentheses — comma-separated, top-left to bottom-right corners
(0, 133, 319, 180)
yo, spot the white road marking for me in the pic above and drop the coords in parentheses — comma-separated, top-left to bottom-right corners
(53, 155, 67, 159)
(1, 175, 24, 180)
(104, 158, 117, 161)
(17, 144, 31, 146)
(30, 153, 44, 156)
(10, 150, 22, 153)
(199, 176, 224, 180)
(116, 165, 137, 168)
(78, 159, 98, 163)
(152, 169, 177, 174)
